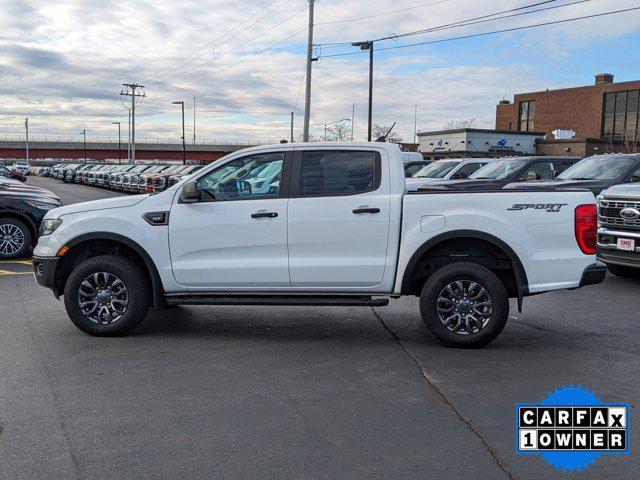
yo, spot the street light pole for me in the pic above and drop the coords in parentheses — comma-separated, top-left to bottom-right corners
(413, 105, 418, 144)
(353, 41, 374, 141)
(112, 122, 121, 164)
(79, 129, 87, 163)
(25, 118, 29, 162)
(173, 101, 186, 165)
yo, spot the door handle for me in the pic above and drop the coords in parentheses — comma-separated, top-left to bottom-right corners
(352, 207, 380, 214)
(251, 211, 278, 219)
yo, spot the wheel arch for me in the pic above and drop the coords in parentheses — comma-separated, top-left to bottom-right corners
(55, 232, 165, 308)
(400, 230, 529, 309)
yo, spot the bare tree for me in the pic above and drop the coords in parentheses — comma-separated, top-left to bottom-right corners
(443, 118, 476, 130)
(326, 122, 351, 141)
(372, 123, 403, 142)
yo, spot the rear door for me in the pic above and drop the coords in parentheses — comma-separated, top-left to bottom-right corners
(287, 148, 391, 288)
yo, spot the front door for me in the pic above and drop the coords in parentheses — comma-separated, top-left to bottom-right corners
(169, 151, 291, 289)
(287, 149, 391, 288)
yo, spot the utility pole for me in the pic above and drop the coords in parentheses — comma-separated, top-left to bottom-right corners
(302, 0, 315, 142)
(24, 118, 29, 162)
(353, 41, 374, 141)
(79, 129, 87, 163)
(193, 97, 196, 144)
(120, 83, 145, 164)
(351, 102, 355, 141)
(173, 101, 187, 165)
(112, 122, 122, 164)
(290, 112, 294, 143)
(413, 105, 418, 144)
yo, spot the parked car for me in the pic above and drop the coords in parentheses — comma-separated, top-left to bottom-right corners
(406, 158, 495, 190)
(0, 190, 62, 258)
(127, 165, 169, 193)
(421, 156, 581, 191)
(138, 165, 185, 194)
(38, 166, 52, 176)
(103, 165, 137, 188)
(596, 182, 640, 279)
(114, 165, 154, 191)
(401, 152, 431, 178)
(505, 153, 640, 196)
(1, 165, 26, 184)
(33, 142, 603, 347)
(13, 161, 30, 176)
(49, 163, 68, 178)
(164, 165, 204, 191)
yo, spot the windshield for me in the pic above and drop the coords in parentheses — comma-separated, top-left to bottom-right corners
(413, 161, 460, 179)
(558, 156, 637, 180)
(470, 159, 528, 180)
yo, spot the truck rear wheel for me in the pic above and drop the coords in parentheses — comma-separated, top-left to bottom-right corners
(419, 262, 509, 348)
(607, 264, 640, 279)
(64, 255, 150, 336)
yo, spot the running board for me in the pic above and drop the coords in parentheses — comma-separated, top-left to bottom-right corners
(165, 294, 389, 307)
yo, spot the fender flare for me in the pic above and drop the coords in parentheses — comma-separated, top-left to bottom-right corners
(400, 229, 529, 308)
(62, 232, 165, 308)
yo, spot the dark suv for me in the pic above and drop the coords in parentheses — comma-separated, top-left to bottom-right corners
(420, 156, 580, 191)
(505, 153, 640, 195)
(0, 191, 62, 258)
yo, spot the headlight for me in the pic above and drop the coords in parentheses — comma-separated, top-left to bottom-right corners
(39, 218, 63, 236)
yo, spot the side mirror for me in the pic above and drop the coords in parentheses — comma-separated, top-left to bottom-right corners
(179, 181, 200, 203)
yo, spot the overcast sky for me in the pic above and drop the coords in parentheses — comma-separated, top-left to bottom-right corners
(1, 0, 640, 143)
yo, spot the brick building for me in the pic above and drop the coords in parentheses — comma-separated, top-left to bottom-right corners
(495, 74, 640, 156)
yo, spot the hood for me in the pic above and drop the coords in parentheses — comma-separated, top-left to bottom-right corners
(0, 182, 60, 200)
(602, 183, 640, 200)
(504, 179, 609, 195)
(0, 190, 62, 205)
(416, 179, 507, 191)
(48, 194, 147, 218)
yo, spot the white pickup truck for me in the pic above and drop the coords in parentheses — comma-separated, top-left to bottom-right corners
(33, 142, 605, 347)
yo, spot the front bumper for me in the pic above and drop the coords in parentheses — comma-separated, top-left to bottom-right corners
(32, 255, 60, 293)
(578, 262, 607, 287)
(597, 228, 640, 268)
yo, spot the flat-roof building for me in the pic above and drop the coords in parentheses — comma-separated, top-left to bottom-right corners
(496, 73, 640, 157)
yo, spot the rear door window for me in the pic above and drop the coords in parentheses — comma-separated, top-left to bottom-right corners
(297, 150, 380, 197)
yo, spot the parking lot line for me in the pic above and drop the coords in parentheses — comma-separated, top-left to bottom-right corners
(0, 269, 32, 275)
(0, 260, 32, 265)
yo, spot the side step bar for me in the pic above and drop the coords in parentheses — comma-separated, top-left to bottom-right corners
(165, 295, 390, 307)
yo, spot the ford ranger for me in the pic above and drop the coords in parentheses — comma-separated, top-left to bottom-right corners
(32, 143, 605, 347)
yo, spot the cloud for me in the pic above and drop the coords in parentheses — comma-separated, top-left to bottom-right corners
(0, 0, 639, 142)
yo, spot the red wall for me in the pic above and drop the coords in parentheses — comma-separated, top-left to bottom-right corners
(0, 148, 229, 163)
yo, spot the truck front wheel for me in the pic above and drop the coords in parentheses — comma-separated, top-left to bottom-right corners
(64, 255, 150, 336)
(419, 262, 509, 348)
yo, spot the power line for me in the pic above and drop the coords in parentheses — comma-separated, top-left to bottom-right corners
(144, 0, 291, 82)
(316, 0, 561, 47)
(150, 27, 308, 105)
(316, 0, 452, 26)
(151, 5, 308, 87)
(319, 6, 640, 59)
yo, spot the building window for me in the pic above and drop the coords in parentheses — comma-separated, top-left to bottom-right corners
(518, 101, 535, 132)
(603, 90, 639, 141)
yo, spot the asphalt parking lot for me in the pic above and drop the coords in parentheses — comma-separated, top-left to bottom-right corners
(1, 176, 639, 479)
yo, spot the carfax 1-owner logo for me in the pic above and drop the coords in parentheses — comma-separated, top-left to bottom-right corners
(516, 385, 630, 472)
